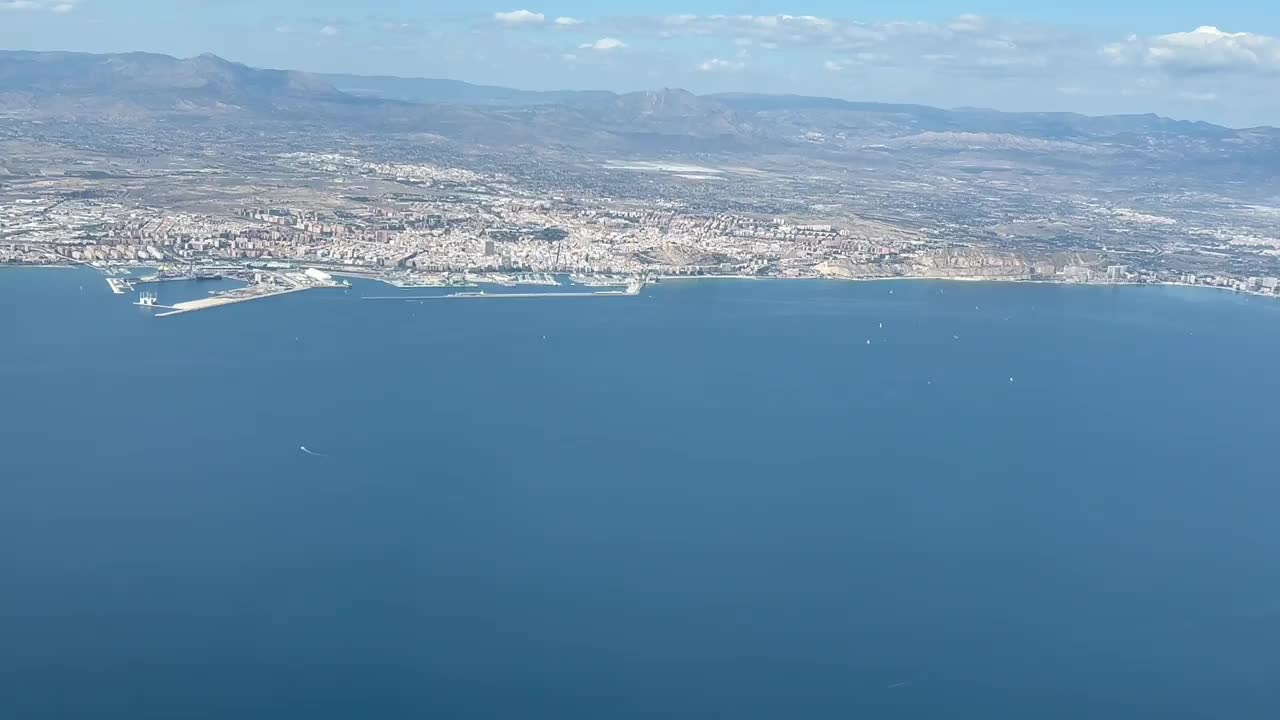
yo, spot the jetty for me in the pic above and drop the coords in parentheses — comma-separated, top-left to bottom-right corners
(154, 285, 310, 317)
(147, 268, 348, 317)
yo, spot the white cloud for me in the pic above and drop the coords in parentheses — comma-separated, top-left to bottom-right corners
(320, 25, 339, 37)
(494, 9, 545, 27)
(1102, 26, 1280, 74)
(823, 53, 889, 72)
(1, 0, 76, 12)
(947, 14, 985, 33)
(275, 25, 295, 34)
(554, 16, 582, 26)
(976, 38, 1018, 51)
(580, 37, 626, 51)
(699, 57, 745, 72)
(1178, 90, 1218, 102)
(561, 53, 578, 62)
(603, 12, 1077, 75)
(641, 14, 898, 48)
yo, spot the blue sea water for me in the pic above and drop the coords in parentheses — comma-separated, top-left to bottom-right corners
(2, 267, 1279, 719)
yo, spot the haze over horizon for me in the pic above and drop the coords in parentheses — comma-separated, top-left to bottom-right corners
(2, 1, 1279, 127)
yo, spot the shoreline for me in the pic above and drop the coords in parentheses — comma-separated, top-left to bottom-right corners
(657, 273, 1280, 299)
(7, 263, 1278, 303)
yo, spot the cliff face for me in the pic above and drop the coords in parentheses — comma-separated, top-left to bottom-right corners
(816, 260, 906, 279)
(910, 249, 1035, 279)
(818, 249, 1046, 280)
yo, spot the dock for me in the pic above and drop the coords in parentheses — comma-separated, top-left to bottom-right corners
(135, 272, 223, 284)
(362, 290, 641, 301)
(154, 286, 310, 317)
(440, 289, 637, 300)
(144, 267, 347, 317)
(133, 292, 173, 309)
(106, 277, 134, 295)
(362, 279, 645, 301)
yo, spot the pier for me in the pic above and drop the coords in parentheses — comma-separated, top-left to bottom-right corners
(129, 267, 350, 317)
(106, 277, 134, 295)
(154, 286, 311, 317)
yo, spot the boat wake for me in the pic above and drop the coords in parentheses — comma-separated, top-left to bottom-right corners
(299, 445, 327, 457)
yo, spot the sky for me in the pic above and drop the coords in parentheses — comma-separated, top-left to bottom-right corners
(3, 1, 1280, 126)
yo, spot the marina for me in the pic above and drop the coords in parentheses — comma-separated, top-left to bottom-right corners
(97, 262, 670, 312)
(362, 279, 645, 301)
(568, 273, 633, 287)
(102, 264, 648, 316)
(442, 288, 640, 300)
(135, 271, 224, 284)
(122, 266, 351, 317)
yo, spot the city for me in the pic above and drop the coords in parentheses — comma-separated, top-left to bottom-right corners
(4, 50, 1280, 312)
(5, 146, 1280, 310)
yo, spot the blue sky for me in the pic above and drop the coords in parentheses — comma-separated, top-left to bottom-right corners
(3, 1, 1280, 126)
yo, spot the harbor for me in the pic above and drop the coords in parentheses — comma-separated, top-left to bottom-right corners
(154, 285, 314, 317)
(329, 269, 563, 289)
(135, 270, 224, 284)
(363, 278, 645, 301)
(120, 266, 351, 317)
(100, 262, 648, 315)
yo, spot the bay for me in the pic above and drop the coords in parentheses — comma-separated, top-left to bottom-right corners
(2, 267, 1279, 719)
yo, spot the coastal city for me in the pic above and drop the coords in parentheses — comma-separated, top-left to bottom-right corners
(5, 146, 1280, 314)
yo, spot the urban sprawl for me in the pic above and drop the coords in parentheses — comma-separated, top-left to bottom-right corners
(4, 150, 1280, 304)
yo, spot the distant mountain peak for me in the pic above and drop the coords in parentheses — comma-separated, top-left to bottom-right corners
(616, 87, 727, 116)
(0, 48, 344, 116)
(0, 48, 1269, 149)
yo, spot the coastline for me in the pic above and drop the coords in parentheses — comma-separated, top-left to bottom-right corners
(658, 273, 1280, 300)
(6, 262, 1279, 303)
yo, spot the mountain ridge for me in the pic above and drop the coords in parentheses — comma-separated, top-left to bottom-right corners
(2, 49, 1268, 133)
(2, 49, 1277, 169)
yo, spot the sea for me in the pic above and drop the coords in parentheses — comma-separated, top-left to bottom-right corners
(2, 267, 1279, 719)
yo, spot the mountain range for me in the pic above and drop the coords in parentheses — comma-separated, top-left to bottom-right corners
(2, 49, 1278, 166)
